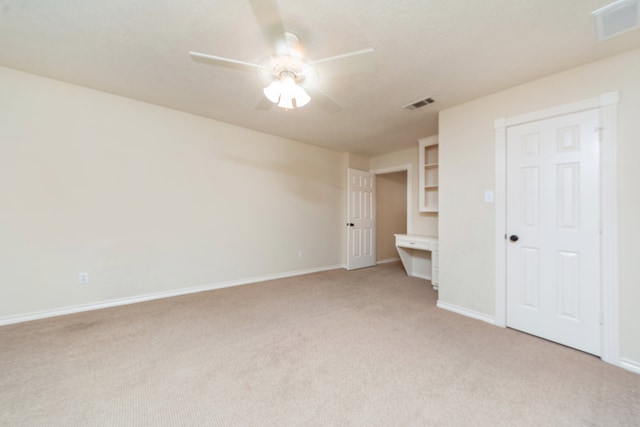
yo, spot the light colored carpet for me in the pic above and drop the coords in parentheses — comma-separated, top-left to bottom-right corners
(1, 262, 638, 426)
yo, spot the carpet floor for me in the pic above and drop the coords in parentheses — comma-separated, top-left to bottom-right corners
(1, 262, 639, 426)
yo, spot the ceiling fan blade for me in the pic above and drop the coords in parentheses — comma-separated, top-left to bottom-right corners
(254, 96, 274, 111)
(248, 0, 286, 54)
(308, 88, 343, 113)
(311, 48, 376, 79)
(189, 51, 262, 73)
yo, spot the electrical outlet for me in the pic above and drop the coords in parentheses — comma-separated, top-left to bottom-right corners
(298, 250, 303, 258)
(79, 272, 89, 284)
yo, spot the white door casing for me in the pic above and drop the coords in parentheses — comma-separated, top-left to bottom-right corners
(347, 168, 376, 270)
(506, 109, 601, 356)
(495, 91, 620, 366)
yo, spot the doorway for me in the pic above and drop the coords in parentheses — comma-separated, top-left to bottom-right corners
(371, 164, 412, 266)
(346, 165, 411, 269)
(376, 170, 408, 263)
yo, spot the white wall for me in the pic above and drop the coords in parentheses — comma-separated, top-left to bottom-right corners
(0, 66, 345, 321)
(438, 49, 640, 365)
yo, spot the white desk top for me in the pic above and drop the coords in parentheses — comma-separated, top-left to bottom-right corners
(394, 234, 438, 242)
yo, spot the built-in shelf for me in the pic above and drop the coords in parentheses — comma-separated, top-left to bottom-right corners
(419, 136, 439, 213)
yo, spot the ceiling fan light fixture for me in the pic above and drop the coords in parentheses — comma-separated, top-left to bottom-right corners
(264, 72, 311, 109)
(189, 0, 375, 114)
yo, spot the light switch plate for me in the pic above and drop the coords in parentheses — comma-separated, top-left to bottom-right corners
(79, 272, 89, 284)
(484, 190, 494, 203)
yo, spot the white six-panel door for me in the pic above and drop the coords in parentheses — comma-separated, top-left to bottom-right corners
(506, 109, 601, 356)
(347, 169, 376, 270)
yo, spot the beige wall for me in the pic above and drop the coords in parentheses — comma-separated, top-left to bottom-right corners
(347, 153, 370, 171)
(370, 147, 438, 237)
(439, 49, 640, 364)
(0, 66, 345, 320)
(376, 172, 407, 261)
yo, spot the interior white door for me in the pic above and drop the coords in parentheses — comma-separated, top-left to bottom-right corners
(506, 109, 601, 356)
(347, 168, 376, 270)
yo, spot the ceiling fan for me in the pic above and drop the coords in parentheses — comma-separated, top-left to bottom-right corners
(189, 0, 376, 112)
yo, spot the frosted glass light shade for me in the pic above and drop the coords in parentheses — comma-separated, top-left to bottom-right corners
(294, 86, 310, 107)
(280, 75, 297, 98)
(263, 80, 282, 103)
(278, 94, 294, 109)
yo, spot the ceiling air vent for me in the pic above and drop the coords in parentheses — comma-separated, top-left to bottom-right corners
(592, 0, 640, 41)
(403, 97, 435, 111)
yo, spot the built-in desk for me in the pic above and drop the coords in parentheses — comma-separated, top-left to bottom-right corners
(395, 234, 439, 289)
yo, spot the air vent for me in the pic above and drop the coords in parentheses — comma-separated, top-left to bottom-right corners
(403, 97, 435, 111)
(592, 0, 640, 41)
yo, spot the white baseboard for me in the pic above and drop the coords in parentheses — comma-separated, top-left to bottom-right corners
(0, 264, 343, 326)
(619, 358, 640, 374)
(436, 300, 496, 325)
(376, 257, 400, 264)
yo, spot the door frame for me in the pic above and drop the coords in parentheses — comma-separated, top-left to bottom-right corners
(494, 91, 619, 365)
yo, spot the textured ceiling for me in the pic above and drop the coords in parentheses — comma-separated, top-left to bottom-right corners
(1, 0, 639, 156)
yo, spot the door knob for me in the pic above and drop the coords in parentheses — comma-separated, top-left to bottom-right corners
(510, 235, 519, 242)
(346, 223, 354, 227)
